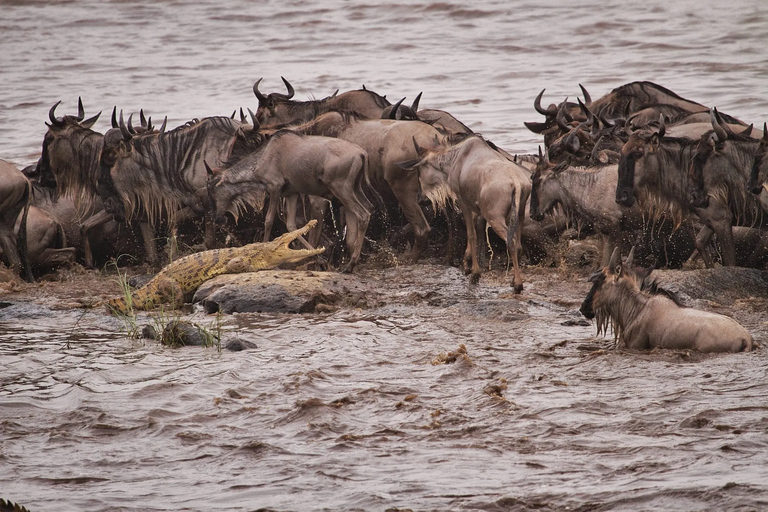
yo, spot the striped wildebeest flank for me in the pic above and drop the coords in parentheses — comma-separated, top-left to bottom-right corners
(580, 247, 754, 353)
(97, 111, 248, 253)
(685, 110, 768, 267)
(615, 116, 744, 268)
(529, 151, 694, 269)
(0, 160, 33, 281)
(253, 77, 392, 126)
(396, 135, 531, 293)
(284, 110, 449, 262)
(206, 129, 373, 273)
(35, 100, 157, 266)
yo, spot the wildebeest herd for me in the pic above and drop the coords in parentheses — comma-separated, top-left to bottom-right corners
(2, 79, 764, 352)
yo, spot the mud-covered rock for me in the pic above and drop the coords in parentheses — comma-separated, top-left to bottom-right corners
(193, 270, 373, 314)
(224, 337, 258, 351)
(651, 267, 768, 304)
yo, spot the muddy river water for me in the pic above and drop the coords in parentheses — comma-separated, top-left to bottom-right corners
(2, 1, 768, 510)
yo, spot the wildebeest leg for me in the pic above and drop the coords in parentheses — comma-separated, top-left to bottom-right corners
(693, 225, 715, 268)
(388, 177, 430, 262)
(475, 216, 487, 270)
(0, 227, 22, 274)
(137, 221, 159, 266)
(442, 205, 456, 265)
(337, 194, 371, 274)
(746, 230, 768, 268)
(79, 208, 114, 268)
(459, 200, 481, 283)
(203, 212, 217, 250)
(485, 200, 525, 293)
(263, 193, 281, 243)
(306, 196, 328, 248)
(284, 194, 314, 250)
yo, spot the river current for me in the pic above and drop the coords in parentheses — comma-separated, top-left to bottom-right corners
(1, 1, 768, 511)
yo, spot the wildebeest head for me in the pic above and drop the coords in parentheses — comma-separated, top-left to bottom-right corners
(529, 146, 564, 221)
(616, 116, 666, 207)
(395, 136, 453, 210)
(380, 94, 422, 121)
(525, 87, 591, 148)
(205, 158, 267, 225)
(579, 247, 651, 321)
(253, 76, 296, 124)
(36, 98, 102, 193)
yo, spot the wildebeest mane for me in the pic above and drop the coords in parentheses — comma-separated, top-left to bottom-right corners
(641, 278, 686, 307)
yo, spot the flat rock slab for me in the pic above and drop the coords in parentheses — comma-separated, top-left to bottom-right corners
(193, 270, 372, 314)
(652, 267, 768, 304)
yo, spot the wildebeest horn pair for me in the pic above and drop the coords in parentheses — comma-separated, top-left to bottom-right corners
(253, 76, 295, 102)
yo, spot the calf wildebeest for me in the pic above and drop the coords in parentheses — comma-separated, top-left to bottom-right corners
(284, 110, 449, 262)
(397, 135, 531, 292)
(98, 112, 247, 253)
(253, 77, 392, 126)
(580, 248, 753, 352)
(0, 160, 33, 280)
(206, 130, 372, 272)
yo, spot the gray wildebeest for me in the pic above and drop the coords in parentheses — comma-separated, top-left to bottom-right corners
(615, 118, 740, 267)
(285, 110, 449, 262)
(253, 77, 392, 126)
(206, 130, 372, 272)
(0, 160, 33, 281)
(580, 247, 753, 352)
(530, 153, 694, 268)
(36, 100, 158, 266)
(397, 135, 530, 292)
(98, 113, 245, 251)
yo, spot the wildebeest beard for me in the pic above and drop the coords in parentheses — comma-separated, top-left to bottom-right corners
(419, 149, 459, 213)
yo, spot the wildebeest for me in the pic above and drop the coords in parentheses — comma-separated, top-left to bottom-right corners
(397, 135, 531, 292)
(35, 100, 160, 266)
(98, 113, 246, 252)
(0, 160, 33, 280)
(253, 77, 392, 126)
(206, 130, 372, 272)
(580, 248, 753, 352)
(283, 110, 449, 262)
(614, 119, 745, 267)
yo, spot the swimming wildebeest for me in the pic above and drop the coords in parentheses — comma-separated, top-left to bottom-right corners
(580, 248, 754, 352)
(397, 135, 530, 292)
(206, 130, 372, 272)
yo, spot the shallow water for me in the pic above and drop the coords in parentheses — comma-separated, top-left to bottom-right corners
(2, 1, 768, 510)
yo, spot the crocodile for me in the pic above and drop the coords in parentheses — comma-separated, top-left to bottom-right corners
(107, 220, 324, 314)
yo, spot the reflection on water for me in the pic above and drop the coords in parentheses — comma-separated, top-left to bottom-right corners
(2, 1, 768, 510)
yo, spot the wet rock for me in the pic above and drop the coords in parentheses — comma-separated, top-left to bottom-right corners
(193, 270, 372, 314)
(141, 324, 157, 340)
(563, 239, 601, 268)
(160, 320, 213, 347)
(651, 267, 768, 304)
(224, 337, 258, 351)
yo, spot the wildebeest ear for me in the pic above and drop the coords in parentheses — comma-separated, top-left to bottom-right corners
(649, 133, 660, 151)
(608, 247, 621, 273)
(635, 266, 653, 282)
(395, 159, 420, 171)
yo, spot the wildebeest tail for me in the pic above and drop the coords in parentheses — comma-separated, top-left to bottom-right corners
(506, 190, 519, 258)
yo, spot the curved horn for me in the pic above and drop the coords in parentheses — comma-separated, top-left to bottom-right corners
(118, 110, 132, 140)
(159, 116, 168, 133)
(763, 122, 768, 142)
(76, 97, 85, 121)
(579, 84, 592, 106)
(111, 106, 118, 128)
(331, 89, 339, 98)
(608, 247, 621, 273)
(240, 107, 247, 123)
(280, 76, 295, 99)
(48, 101, 62, 125)
(624, 245, 635, 268)
(534, 89, 552, 116)
(253, 78, 267, 102)
(599, 109, 616, 128)
(710, 107, 728, 142)
(146, 116, 153, 131)
(739, 123, 754, 138)
(82, 110, 101, 129)
(140, 109, 147, 127)
(127, 113, 136, 134)
(412, 136, 424, 156)
(389, 97, 406, 119)
(578, 98, 595, 127)
(230, 110, 236, 119)
(657, 113, 666, 139)
(247, 108, 261, 130)
(411, 92, 422, 113)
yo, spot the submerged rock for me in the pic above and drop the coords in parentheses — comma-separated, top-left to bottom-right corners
(651, 267, 768, 304)
(193, 270, 373, 314)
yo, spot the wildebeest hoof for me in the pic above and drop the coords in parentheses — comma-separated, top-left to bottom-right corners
(514, 283, 524, 294)
(469, 273, 480, 284)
